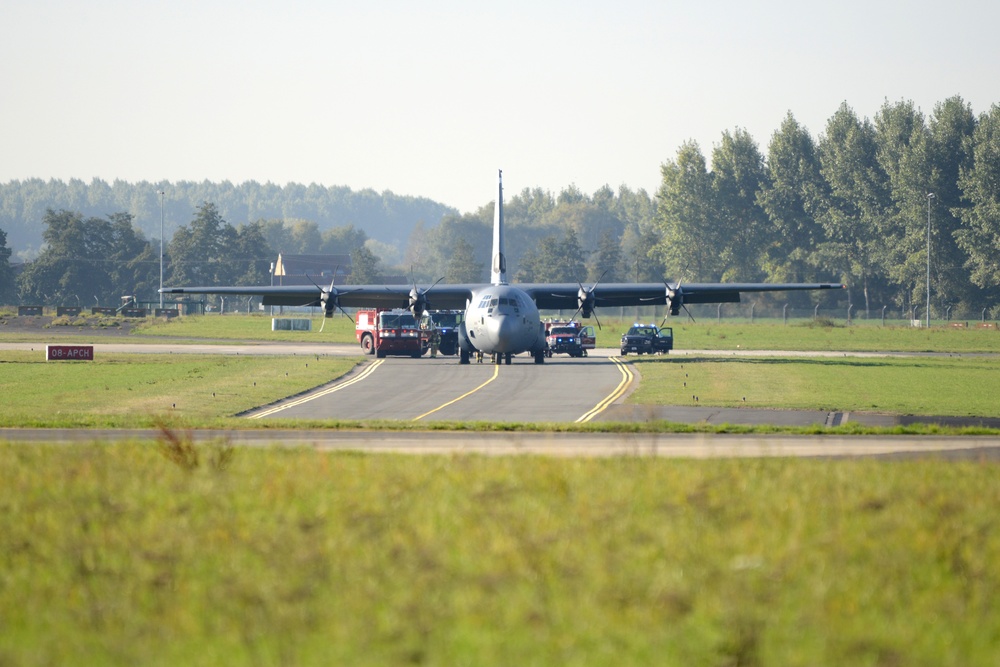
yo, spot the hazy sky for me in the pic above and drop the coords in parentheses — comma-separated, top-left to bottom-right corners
(2, 0, 996, 213)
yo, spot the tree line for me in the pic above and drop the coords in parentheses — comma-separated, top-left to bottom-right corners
(0, 178, 455, 260)
(654, 97, 1000, 317)
(2, 95, 999, 317)
(6, 204, 380, 306)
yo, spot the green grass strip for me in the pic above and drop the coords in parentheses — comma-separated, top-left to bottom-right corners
(2, 443, 998, 666)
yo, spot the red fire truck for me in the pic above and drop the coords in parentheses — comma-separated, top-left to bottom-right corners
(356, 309, 424, 358)
(542, 320, 596, 357)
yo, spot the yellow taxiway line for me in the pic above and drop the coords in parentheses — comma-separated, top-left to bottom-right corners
(247, 359, 385, 419)
(575, 356, 633, 423)
(412, 364, 501, 421)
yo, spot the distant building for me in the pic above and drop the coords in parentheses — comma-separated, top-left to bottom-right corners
(272, 253, 352, 286)
(272, 252, 406, 285)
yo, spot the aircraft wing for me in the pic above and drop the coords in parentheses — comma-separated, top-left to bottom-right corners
(162, 281, 843, 312)
(159, 284, 477, 311)
(522, 282, 845, 311)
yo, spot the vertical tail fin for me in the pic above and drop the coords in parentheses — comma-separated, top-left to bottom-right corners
(491, 169, 507, 285)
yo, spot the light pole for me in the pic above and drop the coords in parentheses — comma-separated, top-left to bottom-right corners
(158, 190, 165, 308)
(926, 192, 935, 328)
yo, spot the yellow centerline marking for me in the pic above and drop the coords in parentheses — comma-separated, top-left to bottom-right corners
(412, 364, 501, 421)
(248, 359, 385, 419)
(576, 356, 633, 423)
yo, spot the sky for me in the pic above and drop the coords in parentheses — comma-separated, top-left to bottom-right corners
(1, 0, 997, 214)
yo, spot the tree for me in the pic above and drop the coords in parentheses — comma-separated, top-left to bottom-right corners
(105, 212, 158, 300)
(956, 104, 1000, 302)
(0, 228, 15, 304)
(349, 244, 381, 283)
(710, 129, 772, 282)
(515, 230, 586, 283)
(813, 103, 892, 315)
(320, 224, 368, 255)
(231, 221, 275, 286)
(927, 97, 980, 311)
(166, 202, 237, 287)
(653, 141, 722, 281)
(873, 99, 935, 310)
(757, 113, 828, 292)
(18, 210, 111, 305)
(421, 211, 491, 281)
(590, 229, 624, 282)
(445, 237, 484, 283)
(14, 209, 157, 305)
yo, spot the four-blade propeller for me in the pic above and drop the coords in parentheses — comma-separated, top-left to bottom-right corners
(566, 270, 608, 329)
(664, 282, 695, 324)
(404, 276, 444, 320)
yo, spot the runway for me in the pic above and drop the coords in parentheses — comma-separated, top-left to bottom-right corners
(3, 341, 998, 454)
(243, 353, 633, 423)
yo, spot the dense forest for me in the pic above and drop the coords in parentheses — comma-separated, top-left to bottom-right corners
(2, 96, 999, 318)
(0, 179, 456, 260)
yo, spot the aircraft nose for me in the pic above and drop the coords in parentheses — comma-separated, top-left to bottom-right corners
(485, 314, 519, 352)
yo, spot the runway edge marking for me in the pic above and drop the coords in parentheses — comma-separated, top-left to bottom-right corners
(412, 364, 501, 421)
(247, 359, 385, 419)
(576, 357, 633, 423)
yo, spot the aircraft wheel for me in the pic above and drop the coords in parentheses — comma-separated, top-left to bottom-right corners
(505, 353, 512, 365)
(459, 348, 470, 365)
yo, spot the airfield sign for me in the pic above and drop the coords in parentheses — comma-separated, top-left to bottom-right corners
(46, 345, 94, 361)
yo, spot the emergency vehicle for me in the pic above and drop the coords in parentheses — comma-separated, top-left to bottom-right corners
(419, 310, 464, 356)
(542, 320, 596, 357)
(356, 308, 424, 358)
(620, 323, 673, 355)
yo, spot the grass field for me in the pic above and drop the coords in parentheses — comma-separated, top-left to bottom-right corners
(2, 443, 998, 666)
(2, 348, 998, 431)
(629, 354, 1000, 417)
(131, 313, 1000, 353)
(3, 314, 1000, 664)
(134, 312, 359, 344)
(5, 310, 1000, 353)
(0, 351, 360, 427)
(3, 311, 1000, 431)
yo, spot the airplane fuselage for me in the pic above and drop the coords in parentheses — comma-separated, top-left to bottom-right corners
(462, 284, 545, 359)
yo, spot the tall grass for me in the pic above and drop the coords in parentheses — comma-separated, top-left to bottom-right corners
(2, 443, 998, 666)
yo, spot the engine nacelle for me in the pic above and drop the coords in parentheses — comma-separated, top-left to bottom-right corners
(577, 285, 596, 318)
(666, 284, 684, 316)
(408, 286, 429, 320)
(321, 290, 338, 318)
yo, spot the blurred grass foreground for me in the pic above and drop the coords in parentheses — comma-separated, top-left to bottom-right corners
(2, 440, 998, 666)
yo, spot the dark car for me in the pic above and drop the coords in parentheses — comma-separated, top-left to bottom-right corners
(620, 324, 673, 355)
(421, 310, 464, 356)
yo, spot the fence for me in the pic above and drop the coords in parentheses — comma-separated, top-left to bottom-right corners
(541, 302, 999, 326)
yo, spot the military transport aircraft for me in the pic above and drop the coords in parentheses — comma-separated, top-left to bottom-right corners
(161, 171, 845, 365)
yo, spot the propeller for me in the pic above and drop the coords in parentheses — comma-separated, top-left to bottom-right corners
(306, 273, 355, 332)
(404, 276, 444, 320)
(663, 281, 696, 325)
(566, 270, 608, 329)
